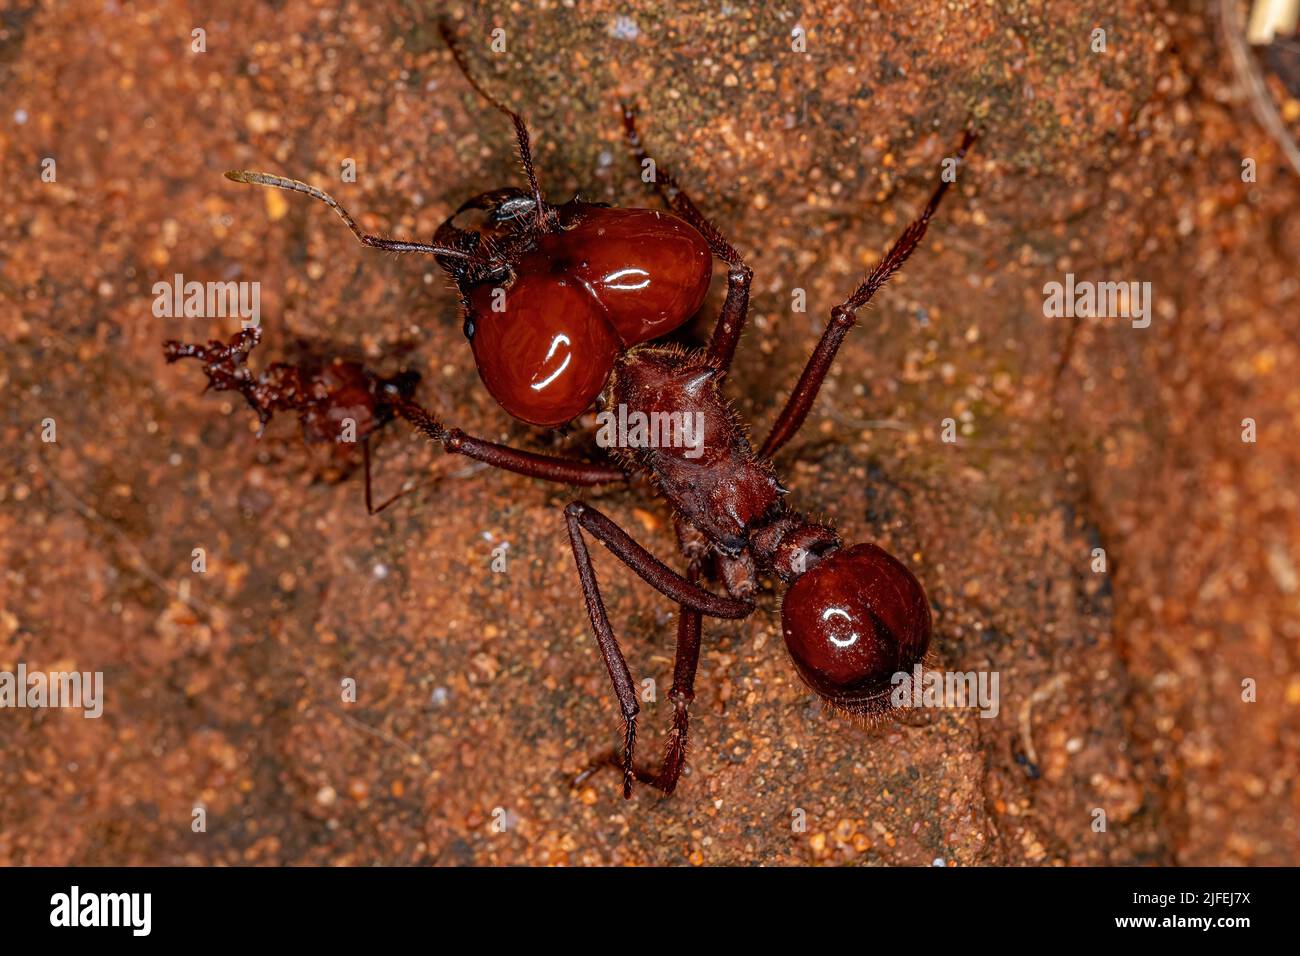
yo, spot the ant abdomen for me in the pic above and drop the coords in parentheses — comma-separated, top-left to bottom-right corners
(780, 544, 932, 717)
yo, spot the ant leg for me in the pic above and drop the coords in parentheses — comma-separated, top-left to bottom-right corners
(565, 501, 749, 797)
(619, 104, 743, 265)
(633, 564, 703, 794)
(395, 399, 626, 487)
(564, 502, 753, 617)
(620, 104, 753, 376)
(574, 595, 702, 796)
(574, 521, 710, 795)
(224, 171, 472, 259)
(757, 130, 977, 461)
(362, 435, 414, 515)
(654, 520, 717, 794)
(438, 21, 555, 230)
(363, 435, 378, 514)
(163, 328, 281, 436)
(652, 583, 702, 793)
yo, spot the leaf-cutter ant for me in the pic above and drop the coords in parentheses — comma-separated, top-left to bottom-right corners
(166, 21, 976, 798)
(161, 327, 427, 514)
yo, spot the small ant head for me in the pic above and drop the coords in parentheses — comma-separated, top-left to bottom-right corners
(780, 543, 931, 717)
(378, 369, 421, 403)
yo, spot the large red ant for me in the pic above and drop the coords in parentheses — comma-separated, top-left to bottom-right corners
(164, 22, 976, 799)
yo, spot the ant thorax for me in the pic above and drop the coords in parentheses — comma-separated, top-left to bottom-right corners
(606, 346, 787, 557)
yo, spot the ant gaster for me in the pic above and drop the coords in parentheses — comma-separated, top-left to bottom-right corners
(166, 22, 976, 798)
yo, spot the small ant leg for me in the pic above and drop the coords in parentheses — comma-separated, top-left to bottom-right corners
(438, 21, 556, 231)
(163, 327, 278, 435)
(363, 435, 378, 514)
(362, 435, 412, 515)
(395, 399, 627, 486)
(758, 129, 977, 460)
(564, 501, 750, 797)
(620, 104, 753, 376)
(223, 171, 472, 260)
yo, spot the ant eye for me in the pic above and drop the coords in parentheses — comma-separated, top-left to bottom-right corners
(780, 544, 931, 716)
(491, 195, 539, 223)
(466, 272, 618, 427)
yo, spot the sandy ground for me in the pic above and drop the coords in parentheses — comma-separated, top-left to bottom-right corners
(1, 0, 1297, 865)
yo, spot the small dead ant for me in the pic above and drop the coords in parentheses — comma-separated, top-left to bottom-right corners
(162, 326, 427, 513)
(169, 22, 976, 798)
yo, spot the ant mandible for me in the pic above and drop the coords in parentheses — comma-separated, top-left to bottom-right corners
(168, 22, 976, 799)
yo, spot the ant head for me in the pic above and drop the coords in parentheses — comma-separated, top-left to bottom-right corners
(780, 543, 931, 717)
(379, 369, 421, 403)
(432, 194, 618, 428)
(430, 188, 549, 290)
(457, 200, 714, 428)
(465, 272, 619, 427)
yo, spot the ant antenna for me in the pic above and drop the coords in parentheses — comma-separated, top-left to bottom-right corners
(438, 20, 555, 230)
(223, 170, 472, 259)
